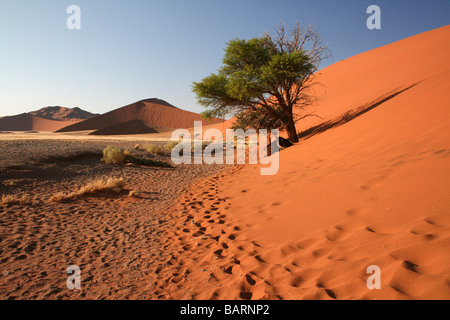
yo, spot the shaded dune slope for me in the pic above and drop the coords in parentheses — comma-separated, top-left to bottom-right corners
(0, 113, 81, 132)
(0, 106, 97, 132)
(89, 119, 169, 135)
(56, 98, 224, 134)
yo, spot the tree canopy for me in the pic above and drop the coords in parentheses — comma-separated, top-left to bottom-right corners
(193, 22, 330, 143)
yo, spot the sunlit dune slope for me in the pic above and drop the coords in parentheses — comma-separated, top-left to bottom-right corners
(173, 25, 450, 300)
(298, 25, 450, 131)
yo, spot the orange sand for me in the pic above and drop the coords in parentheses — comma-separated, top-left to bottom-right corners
(1, 26, 448, 301)
(157, 25, 450, 300)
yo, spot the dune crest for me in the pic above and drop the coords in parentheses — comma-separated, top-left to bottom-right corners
(29, 106, 98, 122)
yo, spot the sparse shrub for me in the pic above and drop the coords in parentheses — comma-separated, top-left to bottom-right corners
(144, 143, 165, 155)
(102, 145, 172, 168)
(102, 146, 125, 164)
(165, 141, 179, 151)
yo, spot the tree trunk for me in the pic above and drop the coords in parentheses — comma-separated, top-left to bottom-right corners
(286, 118, 299, 143)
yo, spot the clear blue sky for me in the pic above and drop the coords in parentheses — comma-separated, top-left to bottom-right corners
(0, 0, 449, 117)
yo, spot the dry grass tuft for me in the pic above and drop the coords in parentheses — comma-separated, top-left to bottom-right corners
(144, 143, 165, 155)
(19, 194, 32, 205)
(79, 177, 126, 194)
(102, 145, 172, 167)
(4, 180, 17, 187)
(1, 194, 32, 206)
(50, 177, 126, 202)
(1, 194, 16, 205)
(165, 141, 179, 151)
(102, 146, 126, 164)
(128, 190, 142, 198)
(49, 192, 68, 203)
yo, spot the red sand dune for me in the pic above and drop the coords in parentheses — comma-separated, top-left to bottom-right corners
(29, 106, 98, 121)
(89, 119, 171, 135)
(0, 113, 81, 132)
(298, 25, 450, 131)
(0, 106, 97, 132)
(56, 98, 224, 135)
(161, 25, 450, 300)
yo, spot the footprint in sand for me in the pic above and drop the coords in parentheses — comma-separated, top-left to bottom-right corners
(364, 223, 400, 235)
(424, 214, 450, 228)
(316, 282, 337, 299)
(245, 274, 257, 287)
(239, 291, 253, 300)
(324, 224, 354, 242)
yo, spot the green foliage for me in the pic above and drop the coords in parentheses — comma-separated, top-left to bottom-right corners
(193, 73, 232, 115)
(192, 23, 329, 143)
(192, 37, 313, 114)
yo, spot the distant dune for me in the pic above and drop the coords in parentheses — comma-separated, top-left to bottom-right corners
(56, 98, 224, 135)
(0, 114, 81, 133)
(29, 106, 98, 122)
(1, 25, 449, 300)
(160, 25, 450, 300)
(0, 106, 97, 132)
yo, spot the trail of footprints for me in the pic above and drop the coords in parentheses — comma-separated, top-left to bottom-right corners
(151, 167, 450, 300)
(153, 168, 336, 300)
(151, 169, 256, 299)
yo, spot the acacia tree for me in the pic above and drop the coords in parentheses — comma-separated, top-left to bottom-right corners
(192, 22, 330, 143)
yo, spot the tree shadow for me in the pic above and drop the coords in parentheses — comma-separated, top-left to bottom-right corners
(298, 82, 419, 141)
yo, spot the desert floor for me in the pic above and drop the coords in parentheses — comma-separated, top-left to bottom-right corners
(0, 131, 449, 300)
(0, 134, 230, 299)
